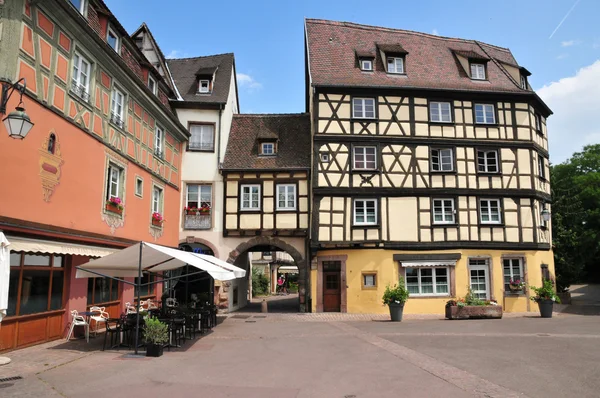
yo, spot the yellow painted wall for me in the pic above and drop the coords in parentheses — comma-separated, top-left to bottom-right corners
(312, 248, 555, 314)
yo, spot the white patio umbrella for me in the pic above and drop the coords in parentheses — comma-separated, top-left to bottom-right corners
(0, 232, 12, 365)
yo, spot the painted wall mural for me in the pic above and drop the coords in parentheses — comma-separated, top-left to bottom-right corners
(38, 130, 64, 202)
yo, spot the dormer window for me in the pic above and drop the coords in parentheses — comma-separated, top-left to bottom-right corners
(387, 57, 404, 74)
(359, 59, 373, 71)
(107, 26, 120, 53)
(199, 80, 210, 93)
(470, 63, 486, 80)
(520, 75, 528, 90)
(261, 142, 276, 155)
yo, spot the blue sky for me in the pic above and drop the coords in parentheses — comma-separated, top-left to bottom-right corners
(106, 0, 600, 163)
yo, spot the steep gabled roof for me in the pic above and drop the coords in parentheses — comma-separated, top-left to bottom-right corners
(223, 114, 311, 170)
(305, 19, 529, 94)
(130, 23, 177, 93)
(167, 53, 235, 105)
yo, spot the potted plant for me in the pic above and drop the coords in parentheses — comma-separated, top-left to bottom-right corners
(445, 290, 502, 320)
(184, 206, 198, 215)
(508, 278, 525, 293)
(382, 278, 409, 322)
(105, 196, 124, 215)
(200, 203, 211, 214)
(530, 279, 561, 318)
(151, 212, 164, 227)
(143, 317, 168, 357)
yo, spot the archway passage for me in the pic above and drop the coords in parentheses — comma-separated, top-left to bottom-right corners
(227, 236, 308, 313)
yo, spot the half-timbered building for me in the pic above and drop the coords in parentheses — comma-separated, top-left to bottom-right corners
(305, 19, 554, 314)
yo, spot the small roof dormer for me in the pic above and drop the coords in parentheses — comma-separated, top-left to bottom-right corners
(377, 43, 408, 75)
(355, 49, 376, 72)
(195, 66, 218, 94)
(452, 49, 490, 81)
(257, 129, 279, 156)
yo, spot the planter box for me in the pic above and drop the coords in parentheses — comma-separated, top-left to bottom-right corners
(146, 343, 163, 357)
(151, 218, 162, 227)
(445, 305, 503, 320)
(105, 203, 123, 216)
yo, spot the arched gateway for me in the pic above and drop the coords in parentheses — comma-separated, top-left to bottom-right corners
(227, 236, 308, 312)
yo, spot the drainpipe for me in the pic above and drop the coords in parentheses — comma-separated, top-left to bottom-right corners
(217, 104, 223, 170)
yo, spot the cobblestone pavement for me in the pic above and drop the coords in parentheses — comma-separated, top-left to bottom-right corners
(0, 312, 598, 397)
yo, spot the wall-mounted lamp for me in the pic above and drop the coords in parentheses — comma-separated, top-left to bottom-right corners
(541, 203, 551, 223)
(1, 77, 34, 139)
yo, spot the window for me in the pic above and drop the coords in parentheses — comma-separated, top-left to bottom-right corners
(241, 184, 260, 210)
(405, 267, 448, 296)
(477, 150, 499, 173)
(469, 259, 490, 299)
(189, 124, 214, 151)
(353, 199, 377, 225)
(106, 163, 122, 201)
(276, 184, 296, 210)
(87, 277, 119, 305)
(110, 87, 125, 128)
(199, 80, 210, 93)
(47, 133, 56, 154)
(470, 63, 486, 80)
(106, 26, 120, 52)
(70, 0, 86, 14)
(186, 184, 211, 210)
(152, 186, 163, 214)
(433, 199, 455, 224)
(148, 75, 157, 95)
(538, 155, 546, 179)
(503, 258, 523, 291)
(430, 101, 452, 123)
(474, 104, 495, 124)
(7, 253, 65, 317)
(135, 177, 143, 197)
(320, 153, 330, 163)
(387, 57, 404, 74)
(480, 199, 502, 224)
(520, 75, 528, 90)
(353, 146, 377, 170)
(360, 59, 373, 71)
(535, 114, 542, 132)
(362, 272, 377, 289)
(352, 98, 376, 119)
(154, 126, 164, 158)
(261, 142, 275, 155)
(431, 148, 453, 172)
(71, 53, 91, 101)
(135, 273, 155, 298)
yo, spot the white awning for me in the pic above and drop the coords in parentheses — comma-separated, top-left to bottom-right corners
(278, 265, 299, 274)
(6, 236, 118, 258)
(400, 260, 457, 267)
(76, 242, 245, 281)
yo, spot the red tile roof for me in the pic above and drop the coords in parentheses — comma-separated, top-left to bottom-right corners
(305, 19, 528, 94)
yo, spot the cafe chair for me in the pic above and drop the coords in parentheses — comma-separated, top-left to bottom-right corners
(89, 306, 109, 336)
(66, 310, 89, 342)
(125, 302, 138, 314)
(166, 298, 178, 308)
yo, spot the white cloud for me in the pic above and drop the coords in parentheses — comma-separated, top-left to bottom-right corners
(165, 50, 180, 59)
(237, 73, 262, 91)
(556, 53, 569, 60)
(561, 40, 577, 47)
(537, 60, 600, 163)
(431, 29, 439, 36)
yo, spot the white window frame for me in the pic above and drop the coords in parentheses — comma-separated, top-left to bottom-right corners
(240, 184, 261, 211)
(387, 57, 404, 74)
(135, 176, 143, 197)
(352, 97, 376, 119)
(152, 186, 163, 214)
(480, 199, 502, 224)
(538, 154, 546, 179)
(155, 126, 164, 157)
(470, 63, 486, 80)
(148, 75, 157, 95)
(110, 86, 125, 125)
(353, 146, 377, 170)
(70, 0, 87, 15)
(72, 52, 91, 96)
(186, 184, 212, 209)
(430, 101, 452, 123)
(199, 79, 210, 93)
(106, 25, 120, 53)
(353, 199, 377, 226)
(477, 150, 499, 173)
(502, 258, 524, 291)
(431, 148, 453, 172)
(107, 164, 121, 200)
(189, 124, 214, 151)
(405, 267, 449, 296)
(261, 142, 275, 155)
(362, 273, 376, 288)
(468, 259, 490, 299)
(276, 184, 296, 211)
(360, 59, 373, 71)
(520, 75, 527, 89)
(474, 103, 496, 124)
(432, 198, 455, 224)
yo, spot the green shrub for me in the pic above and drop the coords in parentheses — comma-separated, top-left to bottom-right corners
(288, 282, 299, 293)
(143, 317, 168, 345)
(530, 279, 561, 303)
(382, 277, 409, 305)
(252, 268, 270, 296)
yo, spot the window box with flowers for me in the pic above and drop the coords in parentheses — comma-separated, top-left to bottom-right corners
(445, 289, 503, 320)
(151, 212, 164, 227)
(183, 203, 211, 230)
(508, 278, 525, 293)
(105, 197, 124, 216)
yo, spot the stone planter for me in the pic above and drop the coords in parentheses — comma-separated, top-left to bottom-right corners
(537, 299, 554, 318)
(445, 305, 503, 320)
(105, 203, 123, 216)
(388, 302, 405, 322)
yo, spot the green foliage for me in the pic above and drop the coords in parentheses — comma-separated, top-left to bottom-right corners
(446, 287, 498, 307)
(143, 317, 169, 345)
(551, 144, 600, 290)
(530, 279, 561, 303)
(252, 268, 270, 296)
(288, 282, 299, 293)
(382, 278, 409, 305)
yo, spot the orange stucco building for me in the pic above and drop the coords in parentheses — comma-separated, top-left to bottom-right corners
(0, 0, 188, 351)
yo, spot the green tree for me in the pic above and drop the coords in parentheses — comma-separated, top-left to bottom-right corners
(252, 268, 270, 296)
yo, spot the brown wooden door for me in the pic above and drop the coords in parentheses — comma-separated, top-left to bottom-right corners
(323, 271, 341, 312)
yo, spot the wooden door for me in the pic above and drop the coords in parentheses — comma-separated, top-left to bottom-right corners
(323, 271, 341, 312)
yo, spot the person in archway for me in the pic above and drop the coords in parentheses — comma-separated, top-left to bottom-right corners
(277, 274, 285, 294)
